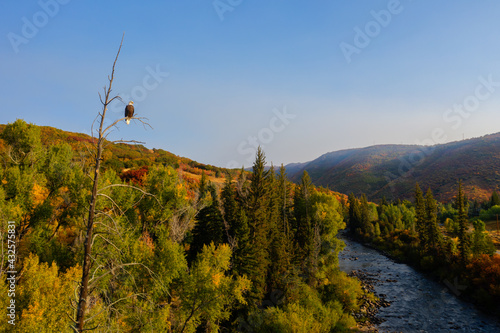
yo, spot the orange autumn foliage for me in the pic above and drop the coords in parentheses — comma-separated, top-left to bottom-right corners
(120, 166, 149, 186)
(32, 183, 49, 206)
(466, 254, 500, 297)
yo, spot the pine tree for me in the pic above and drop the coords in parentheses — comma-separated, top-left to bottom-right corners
(347, 193, 361, 236)
(221, 173, 237, 244)
(293, 171, 319, 284)
(189, 184, 226, 263)
(414, 183, 427, 249)
(456, 180, 470, 266)
(225, 167, 259, 290)
(198, 171, 208, 202)
(377, 196, 388, 217)
(294, 171, 313, 243)
(490, 190, 500, 207)
(424, 188, 443, 257)
(360, 194, 372, 236)
(267, 165, 292, 290)
(244, 147, 271, 303)
(277, 164, 293, 244)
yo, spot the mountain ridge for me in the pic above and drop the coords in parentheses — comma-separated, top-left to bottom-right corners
(286, 133, 500, 202)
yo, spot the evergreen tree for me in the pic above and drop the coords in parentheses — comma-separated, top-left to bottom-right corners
(414, 183, 427, 249)
(424, 188, 443, 257)
(277, 164, 293, 243)
(221, 173, 237, 244)
(198, 171, 208, 202)
(490, 190, 500, 207)
(360, 194, 372, 236)
(235, 167, 249, 210)
(189, 184, 226, 263)
(456, 180, 470, 266)
(267, 165, 292, 290)
(377, 196, 388, 217)
(293, 171, 318, 284)
(294, 171, 314, 261)
(245, 147, 271, 304)
(347, 193, 361, 236)
(226, 167, 259, 293)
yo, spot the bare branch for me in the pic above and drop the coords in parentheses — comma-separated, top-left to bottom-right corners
(98, 92, 104, 106)
(89, 263, 145, 289)
(108, 95, 123, 104)
(96, 193, 124, 215)
(91, 233, 123, 255)
(102, 116, 152, 136)
(98, 183, 162, 206)
(94, 213, 120, 233)
(134, 117, 153, 130)
(111, 139, 146, 145)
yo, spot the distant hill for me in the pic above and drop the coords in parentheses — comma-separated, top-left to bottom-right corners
(0, 123, 230, 189)
(287, 133, 500, 202)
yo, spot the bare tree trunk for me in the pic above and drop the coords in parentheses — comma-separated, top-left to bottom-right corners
(75, 143, 102, 331)
(75, 35, 123, 333)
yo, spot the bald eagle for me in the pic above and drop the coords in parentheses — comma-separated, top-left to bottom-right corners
(125, 101, 134, 125)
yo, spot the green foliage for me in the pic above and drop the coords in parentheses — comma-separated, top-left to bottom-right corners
(0, 119, 42, 166)
(415, 183, 426, 244)
(44, 143, 74, 193)
(425, 188, 444, 257)
(320, 270, 363, 313)
(479, 205, 500, 221)
(471, 219, 496, 256)
(139, 164, 189, 235)
(175, 243, 250, 333)
(311, 191, 345, 281)
(246, 280, 355, 333)
(14, 255, 85, 333)
(189, 183, 226, 262)
(294, 171, 315, 279)
(244, 147, 272, 303)
(456, 180, 471, 266)
(444, 217, 459, 234)
(490, 190, 500, 207)
(347, 193, 361, 235)
(152, 225, 188, 288)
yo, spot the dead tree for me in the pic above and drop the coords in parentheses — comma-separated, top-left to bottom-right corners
(73, 34, 150, 333)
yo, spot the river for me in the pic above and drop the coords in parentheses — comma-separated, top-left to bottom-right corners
(338, 236, 500, 332)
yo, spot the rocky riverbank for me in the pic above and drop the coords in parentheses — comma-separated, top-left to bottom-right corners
(348, 269, 392, 332)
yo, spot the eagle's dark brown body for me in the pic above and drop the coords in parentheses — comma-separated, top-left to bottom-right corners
(125, 102, 134, 124)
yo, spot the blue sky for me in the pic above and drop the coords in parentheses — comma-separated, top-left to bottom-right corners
(2, 1, 500, 168)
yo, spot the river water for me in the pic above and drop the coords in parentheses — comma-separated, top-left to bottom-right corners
(338, 236, 500, 332)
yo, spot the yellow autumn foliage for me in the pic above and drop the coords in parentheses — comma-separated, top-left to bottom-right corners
(31, 183, 49, 206)
(12, 254, 82, 333)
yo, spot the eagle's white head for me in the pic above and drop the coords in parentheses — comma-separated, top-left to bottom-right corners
(128, 101, 134, 105)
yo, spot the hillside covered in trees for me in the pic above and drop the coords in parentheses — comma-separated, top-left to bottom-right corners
(287, 133, 500, 202)
(0, 120, 368, 332)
